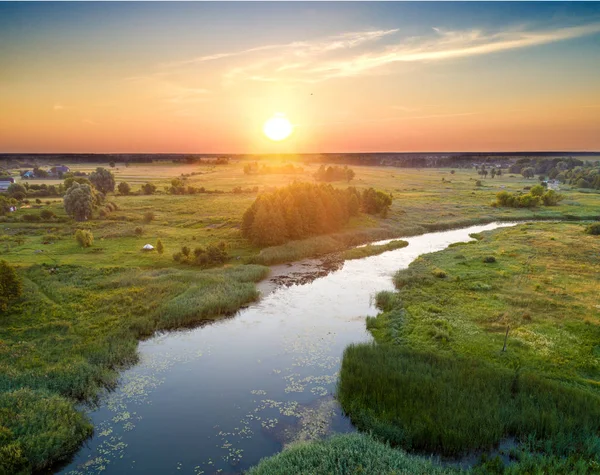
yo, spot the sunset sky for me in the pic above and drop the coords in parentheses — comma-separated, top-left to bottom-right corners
(1, 2, 600, 153)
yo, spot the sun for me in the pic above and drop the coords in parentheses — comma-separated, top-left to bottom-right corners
(263, 113, 293, 141)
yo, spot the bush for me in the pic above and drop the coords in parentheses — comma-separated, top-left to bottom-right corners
(432, 268, 447, 278)
(542, 190, 563, 206)
(156, 239, 164, 255)
(143, 211, 155, 223)
(483, 256, 497, 263)
(134, 227, 143, 236)
(74, 229, 94, 248)
(0, 260, 22, 311)
(585, 223, 600, 235)
(40, 209, 55, 220)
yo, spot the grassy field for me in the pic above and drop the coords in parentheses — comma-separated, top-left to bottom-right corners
(337, 222, 600, 472)
(4, 161, 600, 269)
(1, 160, 600, 472)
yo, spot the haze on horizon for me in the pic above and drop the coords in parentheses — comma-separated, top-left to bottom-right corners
(1, 2, 600, 154)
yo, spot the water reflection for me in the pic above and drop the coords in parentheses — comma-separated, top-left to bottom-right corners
(59, 222, 515, 475)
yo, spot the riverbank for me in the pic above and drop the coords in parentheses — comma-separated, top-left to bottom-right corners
(335, 221, 600, 473)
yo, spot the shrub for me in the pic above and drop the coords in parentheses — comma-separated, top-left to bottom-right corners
(40, 209, 55, 220)
(181, 246, 190, 257)
(143, 211, 155, 223)
(432, 268, 447, 278)
(74, 229, 94, 248)
(585, 223, 600, 235)
(134, 227, 143, 236)
(0, 260, 22, 311)
(475, 180, 482, 187)
(172, 251, 183, 262)
(35, 198, 42, 204)
(156, 239, 164, 255)
(483, 256, 497, 263)
(542, 190, 563, 206)
(530, 184, 545, 197)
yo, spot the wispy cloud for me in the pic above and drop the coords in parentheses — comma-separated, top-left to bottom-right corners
(53, 103, 65, 111)
(161, 29, 399, 69)
(161, 22, 600, 85)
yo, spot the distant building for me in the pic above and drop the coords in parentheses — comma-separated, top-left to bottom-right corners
(0, 177, 15, 191)
(22, 170, 35, 178)
(52, 165, 70, 174)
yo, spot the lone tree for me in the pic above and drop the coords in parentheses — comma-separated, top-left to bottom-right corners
(522, 167, 535, 179)
(118, 181, 131, 195)
(63, 183, 98, 221)
(156, 239, 164, 255)
(0, 260, 22, 312)
(89, 167, 115, 194)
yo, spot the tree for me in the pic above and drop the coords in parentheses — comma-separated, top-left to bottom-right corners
(89, 167, 115, 194)
(64, 176, 92, 190)
(109, 161, 116, 168)
(156, 239, 164, 255)
(118, 182, 131, 195)
(63, 183, 97, 221)
(521, 167, 535, 179)
(7, 183, 26, 198)
(142, 183, 157, 195)
(0, 260, 22, 312)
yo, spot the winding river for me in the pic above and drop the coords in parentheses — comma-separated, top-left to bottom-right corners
(59, 222, 516, 475)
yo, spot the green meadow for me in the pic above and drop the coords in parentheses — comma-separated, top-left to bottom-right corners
(1, 160, 599, 472)
(337, 222, 600, 473)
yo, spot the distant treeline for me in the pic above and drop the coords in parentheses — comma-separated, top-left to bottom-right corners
(3, 152, 598, 169)
(241, 183, 392, 246)
(506, 157, 600, 189)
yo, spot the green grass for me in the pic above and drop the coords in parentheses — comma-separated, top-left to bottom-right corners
(247, 433, 458, 475)
(341, 240, 408, 260)
(0, 388, 93, 474)
(0, 263, 268, 473)
(3, 162, 600, 472)
(339, 344, 600, 456)
(337, 222, 600, 470)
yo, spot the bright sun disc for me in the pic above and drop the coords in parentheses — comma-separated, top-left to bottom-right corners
(263, 114, 293, 141)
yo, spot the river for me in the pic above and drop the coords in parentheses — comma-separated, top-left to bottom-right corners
(59, 222, 516, 475)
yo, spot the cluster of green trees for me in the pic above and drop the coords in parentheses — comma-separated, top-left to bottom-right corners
(476, 166, 502, 178)
(493, 185, 563, 208)
(314, 165, 355, 182)
(242, 183, 392, 246)
(556, 166, 600, 189)
(7, 182, 63, 199)
(172, 242, 229, 267)
(243, 162, 304, 175)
